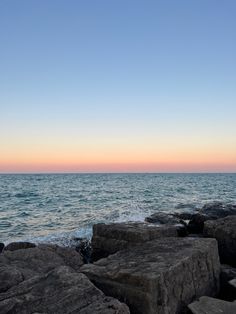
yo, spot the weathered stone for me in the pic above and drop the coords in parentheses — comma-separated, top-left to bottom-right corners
(0, 244, 83, 293)
(0, 243, 4, 253)
(92, 222, 179, 260)
(82, 237, 220, 314)
(0, 266, 130, 314)
(188, 296, 236, 314)
(219, 264, 236, 301)
(201, 202, 236, 219)
(4, 241, 36, 251)
(204, 215, 236, 266)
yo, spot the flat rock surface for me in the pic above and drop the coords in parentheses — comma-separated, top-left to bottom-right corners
(0, 244, 83, 293)
(92, 222, 179, 260)
(204, 215, 236, 266)
(188, 296, 236, 314)
(82, 237, 220, 314)
(0, 266, 130, 314)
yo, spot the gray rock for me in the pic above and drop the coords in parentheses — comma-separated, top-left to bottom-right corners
(229, 278, 236, 289)
(204, 215, 236, 266)
(188, 296, 236, 314)
(187, 213, 209, 234)
(82, 237, 220, 314)
(4, 241, 36, 251)
(0, 266, 130, 314)
(0, 243, 4, 253)
(0, 244, 83, 293)
(201, 202, 236, 219)
(92, 222, 179, 260)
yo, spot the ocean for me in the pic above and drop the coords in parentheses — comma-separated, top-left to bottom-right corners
(0, 173, 236, 245)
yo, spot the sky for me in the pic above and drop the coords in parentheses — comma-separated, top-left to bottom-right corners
(0, 0, 236, 173)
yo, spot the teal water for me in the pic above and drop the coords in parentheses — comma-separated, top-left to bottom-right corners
(0, 173, 235, 245)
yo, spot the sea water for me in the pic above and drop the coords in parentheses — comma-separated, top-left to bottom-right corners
(0, 173, 236, 245)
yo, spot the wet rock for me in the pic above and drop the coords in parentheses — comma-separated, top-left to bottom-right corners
(201, 201, 236, 219)
(145, 211, 181, 224)
(203, 215, 236, 266)
(229, 278, 236, 290)
(220, 264, 236, 301)
(75, 238, 92, 263)
(82, 237, 220, 314)
(92, 222, 179, 261)
(0, 243, 4, 253)
(4, 241, 36, 251)
(0, 244, 83, 293)
(0, 266, 130, 314)
(188, 296, 236, 314)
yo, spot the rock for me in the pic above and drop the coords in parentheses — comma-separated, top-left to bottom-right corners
(203, 215, 236, 266)
(75, 238, 92, 263)
(0, 266, 130, 314)
(145, 212, 181, 224)
(0, 244, 83, 293)
(229, 278, 236, 290)
(4, 241, 36, 251)
(92, 222, 179, 261)
(82, 237, 220, 314)
(188, 296, 236, 314)
(187, 213, 209, 234)
(200, 201, 236, 219)
(219, 264, 236, 301)
(0, 243, 4, 253)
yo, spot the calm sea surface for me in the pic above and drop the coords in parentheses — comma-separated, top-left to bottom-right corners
(0, 173, 236, 245)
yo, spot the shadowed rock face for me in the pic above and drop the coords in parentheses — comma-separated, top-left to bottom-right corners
(220, 264, 236, 301)
(0, 243, 4, 253)
(0, 266, 130, 314)
(188, 296, 236, 314)
(0, 244, 84, 293)
(201, 202, 236, 219)
(92, 222, 179, 260)
(82, 237, 220, 314)
(204, 215, 236, 266)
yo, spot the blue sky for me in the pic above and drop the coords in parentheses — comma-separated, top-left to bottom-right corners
(0, 0, 236, 172)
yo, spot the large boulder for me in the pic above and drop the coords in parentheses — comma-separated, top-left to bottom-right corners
(4, 241, 36, 251)
(188, 296, 236, 314)
(92, 222, 179, 260)
(82, 237, 220, 314)
(204, 215, 236, 266)
(0, 244, 83, 293)
(0, 266, 130, 314)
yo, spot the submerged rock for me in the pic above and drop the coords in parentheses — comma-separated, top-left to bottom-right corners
(0, 244, 83, 293)
(188, 296, 236, 314)
(0, 266, 130, 314)
(4, 241, 36, 251)
(92, 222, 179, 260)
(204, 215, 236, 266)
(82, 237, 220, 314)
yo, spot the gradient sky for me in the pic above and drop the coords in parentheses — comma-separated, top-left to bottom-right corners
(0, 0, 236, 173)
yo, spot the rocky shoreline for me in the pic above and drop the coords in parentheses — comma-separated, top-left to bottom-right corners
(0, 201, 236, 313)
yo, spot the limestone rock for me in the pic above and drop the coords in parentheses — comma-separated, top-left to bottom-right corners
(4, 241, 36, 251)
(92, 222, 179, 260)
(0, 266, 130, 314)
(0, 244, 83, 293)
(82, 237, 220, 314)
(204, 215, 236, 266)
(188, 296, 236, 314)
